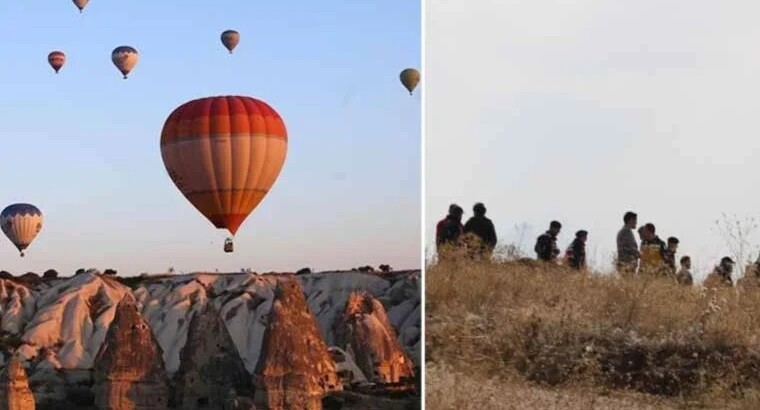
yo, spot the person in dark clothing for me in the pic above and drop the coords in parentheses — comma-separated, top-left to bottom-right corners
(705, 256, 735, 288)
(535, 221, 562, 262)
(436, 204, 464, 258)
(662, 237, 679, 277)
(564, 230, 588, 270)
(463, 202, 498, 260)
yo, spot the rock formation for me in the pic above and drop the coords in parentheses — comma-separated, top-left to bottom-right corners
(174, 303, 253, 409)
(93, 294, 170, 410)
(0, 356, 35, 410)
(334, 292, 414, 384)
(253, 278, 341, 410)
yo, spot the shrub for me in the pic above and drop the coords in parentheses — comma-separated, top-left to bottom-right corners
(296, 267, 312, 275)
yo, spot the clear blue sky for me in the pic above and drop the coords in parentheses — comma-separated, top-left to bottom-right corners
(0, 1, 420, 275)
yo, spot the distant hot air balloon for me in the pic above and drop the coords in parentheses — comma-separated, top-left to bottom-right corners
(221, 30, 240, 54)
(72, 0, 89, 13)
(48, 51, 66, 74)
(160, 96, 288, 253)
(1, 204, 43, 257)
(399, 68, 420, 95)
(111, 46, 139, 79)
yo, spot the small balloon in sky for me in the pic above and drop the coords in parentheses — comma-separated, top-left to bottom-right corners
(111, 46, 139, 79)
(399, 68, 420, 96)
(1, 203, 44, 258)
(72, 0, 89, 13)
(221, 30, 240, 54)
(48, 51, 66, 74)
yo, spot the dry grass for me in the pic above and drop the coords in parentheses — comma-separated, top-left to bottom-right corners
(426, 259, 760, 409)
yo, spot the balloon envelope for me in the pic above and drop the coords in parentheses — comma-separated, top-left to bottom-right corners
(221, 30, 240, 53)
(111, 46, 139, 79)
(48, 51, 66, 74)
(160, 96, 288, 236)
(72, 0, 89, 12)
(1, 204, 43, 254)
(399, 68, 420, 95)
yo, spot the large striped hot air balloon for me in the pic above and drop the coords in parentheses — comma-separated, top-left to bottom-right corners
(48, 51, 66, 74)
(111, 46, 139, 79)
(1, 204, 43, 257)
(160, 96, 288, 252)
(220, 30, 240, 54)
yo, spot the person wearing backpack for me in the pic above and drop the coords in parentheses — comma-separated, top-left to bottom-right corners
(535, 220, 562, 263)
(564, 230, 588, 270)
(436, 204, 465, 259)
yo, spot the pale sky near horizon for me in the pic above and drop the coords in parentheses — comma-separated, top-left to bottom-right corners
(0, 1, 420, 276)
(426, 1, 760, 278)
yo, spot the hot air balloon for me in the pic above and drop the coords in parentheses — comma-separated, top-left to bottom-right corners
(1, 204, 43, 257)
(111, 46, 139, 79)
(72, 0, 89, 13)
(399, 68, 420, 95)
(48, 51, 66, 74)
(221, 30, 240, 54)
(160, 96, 288, 253)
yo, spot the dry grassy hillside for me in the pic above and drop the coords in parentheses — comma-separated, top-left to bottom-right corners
(426, 259, 760, 409)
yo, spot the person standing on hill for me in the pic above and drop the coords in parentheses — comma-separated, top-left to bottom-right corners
(676, 255, 693, 285)
(616, 211, 640, 275)
(463, 202, 498, 260)
(535, 221, 562, 262)
(638, 223, 667, 276)
(662, 237, 680, 276)
(565, 230, 588, 270)
(436, 204, 464, 258)
(704, 257, 735, 288)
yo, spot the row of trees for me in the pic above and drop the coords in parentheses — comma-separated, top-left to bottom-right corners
(0, 268, 118, 280)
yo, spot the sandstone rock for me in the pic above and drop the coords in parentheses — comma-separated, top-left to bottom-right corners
(334, 292, 414, 384)
(0, 355, 35, 410)
(175, 303, 252, 409)
(93, 294, 169, 410)
(253, 278, 341, 410)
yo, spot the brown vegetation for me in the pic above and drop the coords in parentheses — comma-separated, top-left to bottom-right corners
(426, 259, 760, 409)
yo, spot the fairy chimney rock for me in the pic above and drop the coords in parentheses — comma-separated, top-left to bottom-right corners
(0, 356, 35, 410)
(253, 278, 341, 410)
(334, 292, 415, 384)
(175, 303, 253, 409)
(93, 294, 170, 410)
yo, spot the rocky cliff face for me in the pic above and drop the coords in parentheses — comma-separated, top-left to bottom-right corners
(93, 295, 169, 410)
(253, 278, 341, 410)
(174, 303, 252, 409)
(334, 292, 414, 384)
(0, 356, 35, 410)
(0, 270, 420, 409)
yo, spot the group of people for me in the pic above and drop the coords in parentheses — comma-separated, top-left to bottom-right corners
(435, 204, 755, 288)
